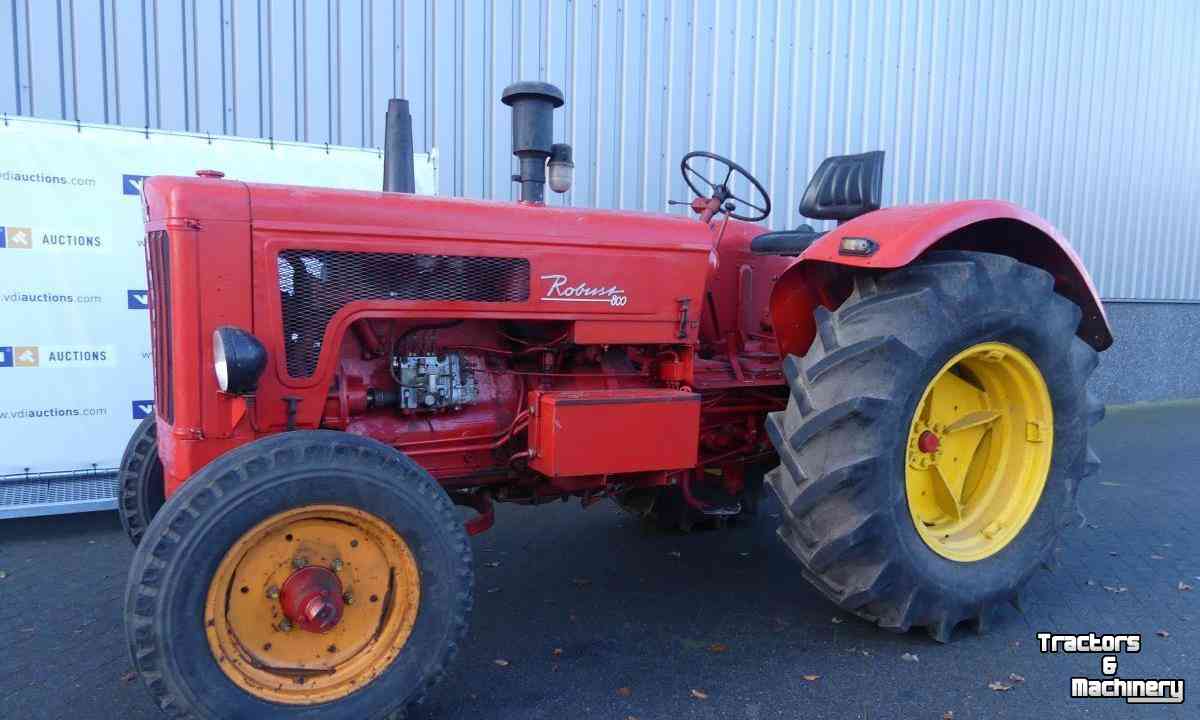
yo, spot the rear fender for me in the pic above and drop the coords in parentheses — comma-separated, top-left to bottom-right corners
(768, 200, 1113, 358)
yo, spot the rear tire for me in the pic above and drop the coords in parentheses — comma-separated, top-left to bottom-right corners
(766, 251, 1103, 642)
(125, 430, 473, 719)
(117, 416, 165, 546)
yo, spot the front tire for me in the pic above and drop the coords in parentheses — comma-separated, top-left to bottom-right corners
(117, 416, 165, 546)
(125, 431, 473, 718)
(766, 251, 1103, 642)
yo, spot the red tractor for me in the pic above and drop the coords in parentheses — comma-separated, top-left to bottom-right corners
(120, 83, 1109, 718)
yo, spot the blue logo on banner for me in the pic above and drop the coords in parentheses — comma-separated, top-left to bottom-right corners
(127, 290, 149, 309)
(131, 400, 154, 419)
(123, 174, 148, 196)
(0, 227, 5, 248)
(0, 346, 11, 367)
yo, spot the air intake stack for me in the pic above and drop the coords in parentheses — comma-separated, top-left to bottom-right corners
(501, 81, 566, 204)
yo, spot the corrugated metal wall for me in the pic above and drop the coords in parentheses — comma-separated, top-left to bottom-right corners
(4, 0, 1198, 300)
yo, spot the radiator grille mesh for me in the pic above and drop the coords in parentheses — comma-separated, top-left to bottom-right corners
(145, 230, 173, 422)
(278, 250, 530, 377)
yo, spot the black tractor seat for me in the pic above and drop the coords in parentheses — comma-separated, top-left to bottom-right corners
(750, 150, 885, 256)
(750, 225, 824, 256)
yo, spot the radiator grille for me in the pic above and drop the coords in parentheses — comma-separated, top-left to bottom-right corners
(278, 250, 530, 377)
(145, 230, 173, 422)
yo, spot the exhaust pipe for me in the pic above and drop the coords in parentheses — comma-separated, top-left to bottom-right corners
(383, 98, 416, 193)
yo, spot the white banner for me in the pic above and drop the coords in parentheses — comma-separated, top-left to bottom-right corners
(0, 117, 436, 476)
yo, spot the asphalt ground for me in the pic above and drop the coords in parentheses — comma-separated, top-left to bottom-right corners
(1, 402, 1197, 719)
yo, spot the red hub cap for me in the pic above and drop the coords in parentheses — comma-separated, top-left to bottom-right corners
(917, 430, 940, 454)
(279, 566, 345, 633)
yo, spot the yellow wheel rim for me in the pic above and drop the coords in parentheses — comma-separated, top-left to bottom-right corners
(205, 505, 420, 704)
(905, 342, 1053, 562)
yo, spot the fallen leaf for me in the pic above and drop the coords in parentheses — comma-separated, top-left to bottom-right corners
(0, 570, 7, 579)
(552, 647, 563, 657)
(1085, 580, 1097, 586)
(802, 674, 820, 682)
(120, 671, 137, 683)
(493, 658, 510, 667)
(616, 687, 632, 697)
(1179, 581, 1194, 592)
(486, 587, 502, 593)
(690, 689, 709, 700)
(1102, 585, 1128, 594)
(1108, 551, 1119, 557)
(901, 652, 919, 663)
(988, 681, 1013, 692)
(1086, 523, 1100, 529)
(1150, 554, 1166, 560)
(943, 713, 954, 720)
(483, 560, 502, 568)
(1099, 481, 1122, 487)
(1008, 673, 1026, 684)
(738, 551, 750, 558)
(667, 551, 681, 558)
(831, 616, 845, 624)
(571, 577, 592, 587)
(708, 643, 729, 653)
(551, 663, 560, 672)
(626, 716, 639, 720)
(1156, 629, 1170, 638)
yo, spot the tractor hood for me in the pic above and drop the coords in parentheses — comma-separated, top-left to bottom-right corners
(142, 176, 719, 378)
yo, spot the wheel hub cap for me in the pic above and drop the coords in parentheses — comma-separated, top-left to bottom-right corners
(905, 342, 1054, 562)
(279, 566, 344, 633)
(917, 430, 940, 454)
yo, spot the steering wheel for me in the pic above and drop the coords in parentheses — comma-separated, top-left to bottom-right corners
(680, 151, 771, 222)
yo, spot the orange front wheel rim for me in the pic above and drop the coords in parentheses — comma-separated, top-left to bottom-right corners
(204, 504, 420, 704)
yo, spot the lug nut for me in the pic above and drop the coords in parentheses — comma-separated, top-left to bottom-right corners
(265, 585, 280, 599)
(343, 592, 355, 606)
(279, 619, 293, 633)
(331, 559, 343, 572)
(292, 556, 308, 569)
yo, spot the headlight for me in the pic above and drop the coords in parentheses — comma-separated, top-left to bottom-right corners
(212, 326, 267, 394)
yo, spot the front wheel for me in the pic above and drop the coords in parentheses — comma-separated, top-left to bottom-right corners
(767, 251, 1103, 641)
(125, 431, 473, 718)
(117, 416, 165, 546)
